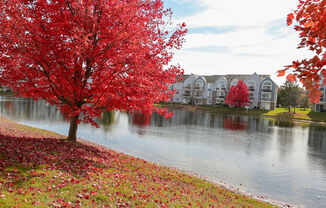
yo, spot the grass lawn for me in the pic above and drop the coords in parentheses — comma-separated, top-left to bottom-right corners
(264, 108, 326, 122)
(0, 117, 277, 208)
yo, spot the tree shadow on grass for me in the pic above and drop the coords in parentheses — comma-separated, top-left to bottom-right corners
(0, 134, 116, 189)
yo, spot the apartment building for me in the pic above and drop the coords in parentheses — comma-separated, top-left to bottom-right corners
(169, 73, 278, 110)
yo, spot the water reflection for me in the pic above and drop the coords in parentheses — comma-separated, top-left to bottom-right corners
(273, 119, 295, 128)
(136, 109, 275, 135)
(1, 96, 326, 208)
(0, 97, 117, 128)
(98, 111, 118, 132)
(223, 116, 248, 131)
(308, 126, 326, 155)
(0, 97, 63, 121)
(130, 112, 152, 127)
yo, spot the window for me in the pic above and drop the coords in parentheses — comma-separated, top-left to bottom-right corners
(262, 81, 273, 91)
(195, 79, 204, 88)
(261, 92, 272, 101)
(231, 80, 238, 86)
(217, 79, 227, 91)
(247, 81, 255, 91)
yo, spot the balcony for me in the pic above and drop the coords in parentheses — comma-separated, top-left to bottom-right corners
(261, 97, 272, 101)
(262, 87, 272, 92)
(183, 91, 191, 96)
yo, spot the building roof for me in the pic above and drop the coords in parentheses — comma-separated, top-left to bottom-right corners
(183, 73, 270, 83)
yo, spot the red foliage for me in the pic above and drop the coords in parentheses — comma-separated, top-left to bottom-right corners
(279, 0, 326, 103)
(0, 135, 110, 176)
(287, 13, 295, 26)
(225, 80, 250, 108)
(286, 74, 297, 82)
(0, 0, 187, 136)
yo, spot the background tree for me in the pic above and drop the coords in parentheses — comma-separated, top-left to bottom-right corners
(299, 89, 311, 110)
(0, 0, 187, 141)
(279, 0, 326, 103)
(277, 81, 301, 113)
(225, 80, 250, 108)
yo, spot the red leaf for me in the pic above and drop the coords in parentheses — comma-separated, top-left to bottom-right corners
(286, 74, 297, 82)
(284, 0, 326, 102)
(277, 70, 286, 77)
(287, 13, 294, 26)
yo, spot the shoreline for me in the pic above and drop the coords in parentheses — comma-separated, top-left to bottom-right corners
(0, 116, 292, 207)
(263, 114, 326, 126)
(79, 138, 294, 208)
(159, 103, 326, 126)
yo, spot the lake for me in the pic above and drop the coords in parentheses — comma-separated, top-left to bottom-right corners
(1, 96, 326, 208)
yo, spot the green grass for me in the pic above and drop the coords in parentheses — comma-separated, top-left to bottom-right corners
(264, 108, 326, 122)
(0, 118, 277, 208)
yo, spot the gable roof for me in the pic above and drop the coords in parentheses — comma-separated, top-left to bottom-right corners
(182, 74, 270, 83)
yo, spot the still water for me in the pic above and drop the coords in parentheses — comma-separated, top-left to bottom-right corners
(1, 96, 326, 208)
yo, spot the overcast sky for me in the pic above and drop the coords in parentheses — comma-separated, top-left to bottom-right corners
(164, 0, 312, 85)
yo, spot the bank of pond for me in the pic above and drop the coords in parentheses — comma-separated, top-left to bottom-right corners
(158, 103, 326, 124)
(1, 96, 326, 207)
(0, 117, 278, 208)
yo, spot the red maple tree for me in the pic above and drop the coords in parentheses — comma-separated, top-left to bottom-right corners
(279, 0, 326, 103)
(0, 0, 187, 141)
(225, 80, 250, 108)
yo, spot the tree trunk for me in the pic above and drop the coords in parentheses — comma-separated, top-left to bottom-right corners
(67, 115, 79, 142)
(294, 106, 296, 114)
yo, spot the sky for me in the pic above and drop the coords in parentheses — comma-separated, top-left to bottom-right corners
(163, 0, 313, 85)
